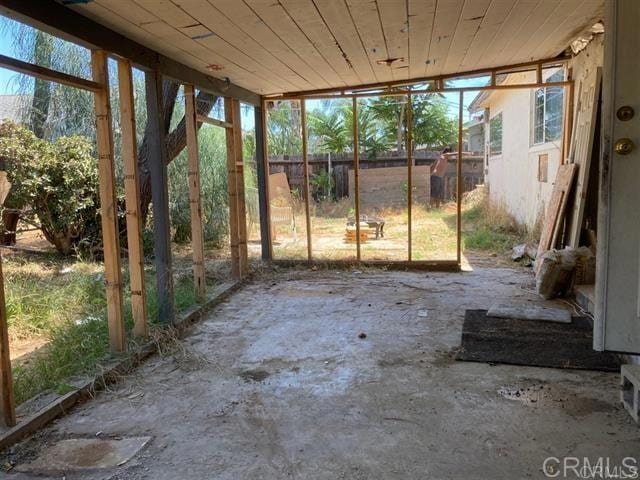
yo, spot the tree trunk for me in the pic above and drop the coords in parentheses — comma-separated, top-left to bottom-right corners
(137, 80, 217, 221)
(1, 211, 18, 246)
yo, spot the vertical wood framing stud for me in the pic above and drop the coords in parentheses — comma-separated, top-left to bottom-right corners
(353, 97, 361, 262)
(225, 97, 241, 279)
(117, 59, 148, 337)
(0, 253, 15, 427)
(184, 84, 207, 301)
(301, 99, 312, 261)
(407, 93, 413, 262)
(457, 91, 464, 266)
(92, 50, 126, 352)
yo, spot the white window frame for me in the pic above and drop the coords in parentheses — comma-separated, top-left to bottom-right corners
(530, 69, 565, 146)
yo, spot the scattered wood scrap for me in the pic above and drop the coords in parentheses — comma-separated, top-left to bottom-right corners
(535, 163, 577, 274)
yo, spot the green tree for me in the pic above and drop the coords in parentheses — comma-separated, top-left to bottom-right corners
(266, 101, 301, 155)
(368, 95, 457, 151)
(308, 108, 349, 153)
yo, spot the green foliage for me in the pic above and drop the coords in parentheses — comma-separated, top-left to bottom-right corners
(267, 101, 302, 155)
(168, 125, 229, 246)
(310, 169, 334, 201)
(0, 122, 101, 255)
(308, 109, 350, 153)
(368, 95, 457, 150)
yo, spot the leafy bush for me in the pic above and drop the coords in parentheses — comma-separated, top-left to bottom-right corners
(0, 121, 101, 255)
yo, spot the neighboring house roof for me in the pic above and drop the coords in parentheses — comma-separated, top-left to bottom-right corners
(0, 95, 30, 123)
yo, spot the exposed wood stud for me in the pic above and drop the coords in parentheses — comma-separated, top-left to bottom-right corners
(353, 97, 361, 262)
(273, 57, 572, 99)
(0, 53, 102, 92)
(301, 99, 312, 261)
(145, 69, 175, 324)
(407, 93, 413, 262)
(457, 90, 463, 266)
(254, 104, 272, 260)
(260, 100, 274, 260)
(231, 99, 249, 275)
(562, 69, 575, 164)
(224, 97, 241, 279)
(536, 63, 543, 84)
(92, 50, 126, 351)
(117, 58, 148, 338)
(185, 84, 206, 302)
(0, 252, 15, 427)
(196, 115, 233, 129)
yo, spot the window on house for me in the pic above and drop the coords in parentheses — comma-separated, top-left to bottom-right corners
(490, 113, 502, 155)
(532, 70, 564, 145)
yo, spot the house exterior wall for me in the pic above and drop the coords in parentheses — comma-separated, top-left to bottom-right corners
(486, 81, 561, 230)
(483, 35, 604, 231)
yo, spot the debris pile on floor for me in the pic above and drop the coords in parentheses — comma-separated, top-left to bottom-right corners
(535, 247, 595, 299)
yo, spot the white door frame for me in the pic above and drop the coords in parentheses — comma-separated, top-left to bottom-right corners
(595, 0, 640, 353)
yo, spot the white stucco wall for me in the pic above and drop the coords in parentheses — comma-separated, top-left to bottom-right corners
(483, 36, 604, 231)
(486, 79, 561, 230)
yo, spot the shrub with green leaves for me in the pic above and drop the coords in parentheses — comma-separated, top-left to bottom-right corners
(0, 121, 100, 255)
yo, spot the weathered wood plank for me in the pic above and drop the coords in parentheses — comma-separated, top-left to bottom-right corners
(117, 59, 148, 338)
(301, 99, 312, 261)
(0, 53, 101, 92)
(254, 106, 271, 260)
(184, 84, 206, 302)
(231, 99, 249, 275)
(224, 97, 241, 279)
(0, 252, 15, 427)
(92, 50, 126, 352)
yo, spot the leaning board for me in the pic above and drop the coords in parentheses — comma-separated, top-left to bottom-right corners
(535, 163, 577, 273)
(566, 67, 602, 248)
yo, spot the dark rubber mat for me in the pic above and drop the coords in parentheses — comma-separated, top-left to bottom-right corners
(456, 309, 621, 372)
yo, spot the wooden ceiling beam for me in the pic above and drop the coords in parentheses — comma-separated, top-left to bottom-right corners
(269, 55, 571, 99)
(0, 0, 260, 105)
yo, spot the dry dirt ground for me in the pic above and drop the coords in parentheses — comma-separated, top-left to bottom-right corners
(4, 262, 639, 480)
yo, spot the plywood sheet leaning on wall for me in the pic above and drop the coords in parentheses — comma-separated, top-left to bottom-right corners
(566, 67, 602, 248)
(535, 163, 578, 274)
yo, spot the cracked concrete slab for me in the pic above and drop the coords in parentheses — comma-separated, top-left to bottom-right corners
(3, 264, 639, 479)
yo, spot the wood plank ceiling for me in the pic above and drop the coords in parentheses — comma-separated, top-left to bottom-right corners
(58, 0, 605, 96)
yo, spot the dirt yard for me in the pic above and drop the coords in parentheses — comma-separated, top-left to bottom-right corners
(4, 261, 638, 479)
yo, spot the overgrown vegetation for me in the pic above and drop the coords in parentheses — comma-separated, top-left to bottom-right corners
(461, 187, 531, 254)
(6, 253, 198, 404)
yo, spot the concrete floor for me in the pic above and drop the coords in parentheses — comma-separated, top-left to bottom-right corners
(5, 264, 639, 479)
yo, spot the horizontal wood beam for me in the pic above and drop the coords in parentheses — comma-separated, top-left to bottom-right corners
(0, 0, 260, 105)
(197, 114, 232, 129)
(272, 80, 573, 102)
(269, 56, 571, 99)
(0, 53, 102, 91)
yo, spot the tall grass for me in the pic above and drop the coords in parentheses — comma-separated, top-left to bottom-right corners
(5, 254, 199, 404)
(462, 187, 529, 253)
